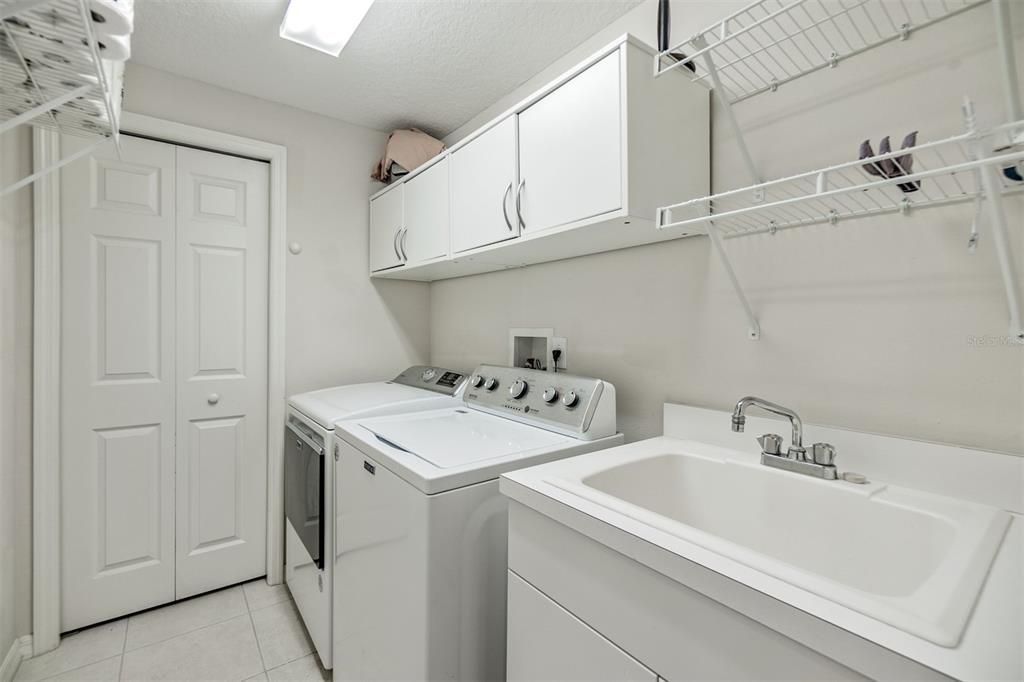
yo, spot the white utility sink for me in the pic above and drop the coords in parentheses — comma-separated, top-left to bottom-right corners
(549, 449, 1011, 647)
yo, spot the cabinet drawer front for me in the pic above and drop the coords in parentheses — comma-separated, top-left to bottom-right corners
(450, 116, 519, 253)
(518, 49, 623, 233)
(508, 571, 657, 682)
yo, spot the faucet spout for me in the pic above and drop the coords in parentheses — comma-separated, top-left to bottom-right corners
(731, 396, 804, 451)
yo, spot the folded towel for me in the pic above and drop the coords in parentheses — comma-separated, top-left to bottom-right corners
(94, 32, 130, 61)
(89, 0, 134, 39)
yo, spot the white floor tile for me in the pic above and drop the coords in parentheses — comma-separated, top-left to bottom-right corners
(242, 674, 269, 682)
(15, 620, 126, 682)
(120, 614, 262, 682)
(242, 579, 290, 612)
(266, 654, 328, 682)
(125, 586, 247, 651)
(250, 601, 314, 670)
(40, 656, 121, 682)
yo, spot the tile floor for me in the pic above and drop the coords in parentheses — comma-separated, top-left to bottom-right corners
(14, 579, 328, 682)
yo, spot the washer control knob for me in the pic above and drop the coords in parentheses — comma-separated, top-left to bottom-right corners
(542, 387, 559, 403)
(420, 368, 437, 382)
(509, 379, 528, 399)
(469, 374, 484, 388)
(484, 377, 499, 391)
(562, 390, 580, 408)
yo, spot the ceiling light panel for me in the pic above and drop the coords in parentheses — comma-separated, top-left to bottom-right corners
(279, 0, 375, 56)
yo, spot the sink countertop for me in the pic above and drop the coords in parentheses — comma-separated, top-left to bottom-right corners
(500, 404, 1024, 681)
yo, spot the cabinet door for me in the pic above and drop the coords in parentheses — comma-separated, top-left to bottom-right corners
(369, 185, 404, 271)
(518, 50, 623, 233)
(403, 157, 449, 264)
(507, 572, 656, 682)
(450, 116, 518, 253)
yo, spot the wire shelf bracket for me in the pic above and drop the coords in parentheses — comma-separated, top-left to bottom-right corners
(656, 104, 1024, 342)
(1, 0, 124, 196)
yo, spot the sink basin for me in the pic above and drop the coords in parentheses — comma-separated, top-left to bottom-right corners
(550, 450, 1010, 647)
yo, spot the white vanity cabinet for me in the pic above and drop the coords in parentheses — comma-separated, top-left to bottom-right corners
(516, 50, 623, 234)
(368, 183, 403, 272)
(369, 34, 710, 281)
(403, 157, 449, 264)
(506, 501, 870, 682)
(507, 571, 656, 682)
(450, 116, 519, 253)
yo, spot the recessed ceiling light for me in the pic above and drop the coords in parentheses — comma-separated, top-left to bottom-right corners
(279, 0, 375, 56)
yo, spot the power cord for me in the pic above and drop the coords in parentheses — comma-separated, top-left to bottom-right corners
(551, 349, 562, 373)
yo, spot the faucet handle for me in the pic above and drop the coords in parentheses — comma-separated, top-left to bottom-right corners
(812, 442, 837, 466)
(757, 433, 783, 456)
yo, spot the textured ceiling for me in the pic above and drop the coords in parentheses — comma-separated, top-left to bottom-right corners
(130, 0, 643, 137)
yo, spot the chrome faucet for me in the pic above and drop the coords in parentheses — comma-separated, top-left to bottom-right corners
(731, 396, 838, 480)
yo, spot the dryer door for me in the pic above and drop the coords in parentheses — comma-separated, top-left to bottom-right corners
(285, 424, 325, 569)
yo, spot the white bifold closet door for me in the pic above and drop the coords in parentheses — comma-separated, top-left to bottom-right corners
(60, 134, 269, 631)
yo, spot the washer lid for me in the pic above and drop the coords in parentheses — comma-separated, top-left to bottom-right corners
(360, 409, 569, 469)
(288, 382, 440, 429)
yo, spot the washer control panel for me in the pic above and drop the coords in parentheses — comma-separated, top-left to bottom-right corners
(463, 365, 616, 439)
(392, 365, 467, 396)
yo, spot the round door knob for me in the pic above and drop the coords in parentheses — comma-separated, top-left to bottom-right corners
(469, 374, 484, 388)
(509, 379, 528, 399)
(542, 387, 559, 403)
(484, 377, 499, 391)
(207, 393, 220, 405)
(562, 390, 579, 408)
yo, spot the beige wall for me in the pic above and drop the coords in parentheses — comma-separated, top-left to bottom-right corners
(1, 128, 33, 658)
(432, 0, 1024, 454)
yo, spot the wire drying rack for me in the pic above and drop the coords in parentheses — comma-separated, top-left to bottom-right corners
(1, 0, 124, 196)
(657, 118, 1024, 238)
(651, 0, 1023, 341)
(655, 0, 988, 102)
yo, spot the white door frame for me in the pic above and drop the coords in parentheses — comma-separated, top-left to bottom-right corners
(31, 113, 288, 654)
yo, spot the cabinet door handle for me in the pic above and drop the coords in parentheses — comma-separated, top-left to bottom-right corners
(393, 228, 401, 260)
(501, 181, 514, 232)
(515, 179, 526, 230)
(399, 228, 408, 261)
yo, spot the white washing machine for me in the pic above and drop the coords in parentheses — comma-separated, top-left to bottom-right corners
(284, 366, 467, 669)
(331, 364, 623, 681)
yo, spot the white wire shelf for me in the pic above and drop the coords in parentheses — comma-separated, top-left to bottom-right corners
(654, 0, 989, 103)
(1, 0, 124, 196)
(656, 118, 1024, 238)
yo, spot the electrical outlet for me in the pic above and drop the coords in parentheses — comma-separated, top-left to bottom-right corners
(551, 337, 567, 370)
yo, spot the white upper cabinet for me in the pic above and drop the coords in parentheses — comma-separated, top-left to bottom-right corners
(369, 183, 403, 272)
(450, 115, 519, 253)
(517, 51, 622, 234)
(403, 157, 449, 264)
(369, 35, 710, 282)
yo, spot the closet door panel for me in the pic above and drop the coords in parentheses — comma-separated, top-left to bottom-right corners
(175, 146, 269, 597)
(60, 134, 177, 631)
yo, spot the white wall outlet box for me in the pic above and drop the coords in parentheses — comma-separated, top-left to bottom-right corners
(509, 327, 553, 372)
(552, 337, 567, 370)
